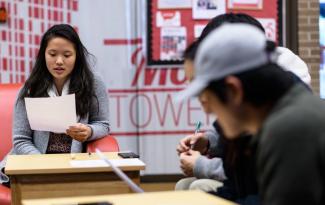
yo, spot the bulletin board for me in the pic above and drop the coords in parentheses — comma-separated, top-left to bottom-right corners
(147, 0, 282, 66)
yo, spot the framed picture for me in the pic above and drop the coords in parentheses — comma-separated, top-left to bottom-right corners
(228, 0, 263, 10)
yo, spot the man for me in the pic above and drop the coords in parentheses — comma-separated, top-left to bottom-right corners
(178, 23, 325, 205)
(177, 40, 260, 205)
(175, 41, 226, 192)
(176, 13, 311, 203)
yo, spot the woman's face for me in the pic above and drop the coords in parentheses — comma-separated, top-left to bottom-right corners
(45, 37, 76, 86)
(184, 59, 213, 113)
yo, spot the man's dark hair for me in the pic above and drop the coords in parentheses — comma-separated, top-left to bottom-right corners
(207, 63, 296, 107)
(198, 13, 265, 43)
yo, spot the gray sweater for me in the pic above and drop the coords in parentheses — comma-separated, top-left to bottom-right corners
(256, 84, 325, 205)
(193, 128, 226, 181)
(0, 75, 110, 183)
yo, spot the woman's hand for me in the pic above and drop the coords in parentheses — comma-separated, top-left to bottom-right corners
(66, 123, 92, 142)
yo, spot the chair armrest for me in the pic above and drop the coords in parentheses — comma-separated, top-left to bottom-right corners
(0, 184, 11, 205)
(87, 135, 119, 153)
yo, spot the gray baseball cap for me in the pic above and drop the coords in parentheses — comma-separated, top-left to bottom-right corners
(176, 23, 272, 101)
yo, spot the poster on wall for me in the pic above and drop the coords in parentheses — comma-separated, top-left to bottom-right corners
(158, 0, 192, 9)
(257, 18, 276, 41)
(228, 0, 263, 10)
(156, 11, 181, 27)
(160, 27, 187, 60)
(192, 0, 226, 19)
(194, 24, 207, 38)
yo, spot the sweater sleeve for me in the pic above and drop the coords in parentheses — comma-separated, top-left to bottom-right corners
(206, 128, 220, 157)
(86, 75, 110, 141)
(13, 94, 41, 154)
(193, 156, 226, 181)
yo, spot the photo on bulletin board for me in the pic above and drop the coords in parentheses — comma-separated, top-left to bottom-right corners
(194, 24, 207, 38)
(192, 0, 226, 19)
(156, 11, 181, 27)
(228, 0, 263, 10)
(160, 27, 187, 60)
(158, 0, 192, 9)
(257, 18, 276, 41)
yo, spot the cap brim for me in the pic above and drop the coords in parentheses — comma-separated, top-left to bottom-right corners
(174, 79, 208, 103)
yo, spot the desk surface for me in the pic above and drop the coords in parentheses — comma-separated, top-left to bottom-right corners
(6, 152, 145, 175)
(22, 190, 238, 205)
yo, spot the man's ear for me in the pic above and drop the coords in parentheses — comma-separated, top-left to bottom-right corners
(224, 76, 244, 107)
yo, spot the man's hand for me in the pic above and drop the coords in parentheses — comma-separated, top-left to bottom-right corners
(66, 123, 92, 142)
(179, 150, 201, 176)
(177, 132, 208, 155)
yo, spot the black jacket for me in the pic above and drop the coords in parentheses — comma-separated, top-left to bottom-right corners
(212, 121, 259, 202)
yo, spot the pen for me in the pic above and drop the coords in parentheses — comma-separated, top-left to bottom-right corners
(190, 121, 201, 150)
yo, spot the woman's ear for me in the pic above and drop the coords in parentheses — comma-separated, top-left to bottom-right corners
(224, 76, 244, 107)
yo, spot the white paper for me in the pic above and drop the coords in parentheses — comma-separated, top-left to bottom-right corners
(70, 159, 145, 168)
(228, 0, 263, 9)
(95, 149, 145, 193)
(232, 0, 259, 4)
(160, 27, 187, 61)
(158, 0, 192, 9)
(194, 24, 207, 38)
(257, 18, 276, 41)
(24, 94, 77, 133)
(157, 11, 181, 27)
(192, 0, 226, 20)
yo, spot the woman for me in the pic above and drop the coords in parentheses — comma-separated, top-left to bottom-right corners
(0, 24, 110, 185)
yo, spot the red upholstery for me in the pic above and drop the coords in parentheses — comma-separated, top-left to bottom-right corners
(0, 83, 119, 205)
(87, 135, 119, 153)
(0, 185, 10, 205)
(0, 84, 22, 160)
(0, 83, 21, 205)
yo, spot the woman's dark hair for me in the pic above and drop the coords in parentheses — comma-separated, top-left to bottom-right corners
(198, 13, 265, 43)
(185, 13, 266, 61)
(19, 24, 95, 118)
(183, 40, 199, 61)
(207, 63, 296, 107)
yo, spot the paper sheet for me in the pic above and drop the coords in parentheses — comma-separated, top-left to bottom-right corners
(156, 11, 181, 27)
(24, 94, 77, 133)
(70, 159, 145, 168)
(158, 0, 192, 9)
(160, 27, 187, 60)
(194, 24, 206, 38)
(192, 0, 226, 20)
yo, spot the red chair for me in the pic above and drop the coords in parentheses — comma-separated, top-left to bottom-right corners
(0, 84, 118, 205)
(0, 84, 20, 205)
(87, 135, 119, 152)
